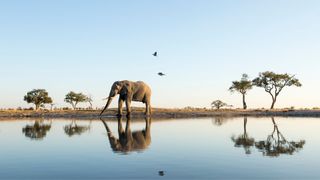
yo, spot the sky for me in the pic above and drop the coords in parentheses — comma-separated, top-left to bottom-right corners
(0, 0, 320, 109)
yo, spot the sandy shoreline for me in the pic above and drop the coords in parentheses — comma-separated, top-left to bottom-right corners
(1, 108, 320, 119)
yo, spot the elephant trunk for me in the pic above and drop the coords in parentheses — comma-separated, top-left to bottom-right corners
(100, 97, 113, 116)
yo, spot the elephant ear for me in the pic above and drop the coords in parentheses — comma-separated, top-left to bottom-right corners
(120, 82, 133, 97)
(115, 84, 121, 91)
(120, 85, 129, 95)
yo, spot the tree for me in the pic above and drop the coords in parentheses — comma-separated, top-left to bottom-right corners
(50, 103, 55, 111)
(229, 74, 252, 109)
(252, 71, 301, 109)
(211, 100, 228, 110)
(24, 89, 53, 110)
(64, 91, 87, 110)
(85, 95, 93, 109)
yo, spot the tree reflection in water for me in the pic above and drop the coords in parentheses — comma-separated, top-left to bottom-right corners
(231, 117, 255, 154)
(64, 120, 91, 137)
(230, 117, 305, 157)
(22, 120, 52, 140)
(101, 116, 151, 154)
(255, 117, 305, 157)
(211, 117, 229, 126)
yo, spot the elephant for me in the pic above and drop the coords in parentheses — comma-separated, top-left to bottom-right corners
(100, 116, 151, 154)
(100, 80, 152, 117)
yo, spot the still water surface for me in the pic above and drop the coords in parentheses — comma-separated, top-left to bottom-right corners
(0, 117, 319, 179)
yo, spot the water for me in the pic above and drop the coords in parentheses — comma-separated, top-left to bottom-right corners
(0, 117, 319, 179)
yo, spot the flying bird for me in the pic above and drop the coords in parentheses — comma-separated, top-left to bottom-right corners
(158, 72, 165, 76)
(152, 51, 158, 57)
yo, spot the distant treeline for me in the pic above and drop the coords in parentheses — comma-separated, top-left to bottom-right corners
(6, 71, 304, 111)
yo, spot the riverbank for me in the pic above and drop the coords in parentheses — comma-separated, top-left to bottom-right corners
(1, 108, 320, 119)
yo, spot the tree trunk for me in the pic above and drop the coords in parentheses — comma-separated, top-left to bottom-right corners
(35, 104, 40, 111)
(72, 104, 76, 110)
(243, 117, 247, 135)
(270, 98, 276, 109)
(72, 102, 77, 110)
(242, 93, 247, 109)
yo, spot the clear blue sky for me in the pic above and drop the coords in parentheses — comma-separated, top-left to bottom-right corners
(1, 0, 320, 109)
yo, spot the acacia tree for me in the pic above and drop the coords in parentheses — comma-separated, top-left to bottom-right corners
(211, 100, 228, 110)
(252, 71, 302, 109)
(64, 91, 87, 110)
(229, 74, 252, 109)
(24, 89, 53, 110)
(85, 95, 93, 109)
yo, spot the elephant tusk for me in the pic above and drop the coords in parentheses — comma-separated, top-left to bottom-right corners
(102, 97, 109, 101)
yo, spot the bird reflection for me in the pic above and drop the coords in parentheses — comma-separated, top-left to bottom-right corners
(101, 116, 151, 154)
(255, 117, 305, 157)
(231, 117, 255, 154)
(22, 120, 52, 140)
(152, 51, 158, 57)
(64, 120, 91, 137)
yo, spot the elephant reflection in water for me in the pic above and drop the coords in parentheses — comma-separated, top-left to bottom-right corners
(231, 116, 255, 154)
(101, 116, 151, 154)
(22, 120, 52, 140)
(64, 120, 91, 137)
(255, 117, 305, 157)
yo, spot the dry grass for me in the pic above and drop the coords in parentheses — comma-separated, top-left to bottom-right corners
(1, 107, 320, 119)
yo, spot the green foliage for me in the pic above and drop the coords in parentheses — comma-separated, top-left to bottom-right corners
(229, 74, 252, 94)
(252, 71, 302, 109)
(229, 74, 252, 109)
(23, 89, 53, 110)
(64, 91, 88, 109)
(211, 100, 228, 110)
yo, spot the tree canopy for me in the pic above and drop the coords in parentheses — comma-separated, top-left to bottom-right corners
(229, 74, 252, 109)
(64, 91, 88, 110)
(229, 74, 252, 94)
(252, 71, 301, 109)
(23, 89, 53, 110)
(211, 100, 229, 110)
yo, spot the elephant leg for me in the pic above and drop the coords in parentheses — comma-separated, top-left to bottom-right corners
(118, 117, 124, 135)
(146, 101, 151, 116)
(125, 100, 132, 116)
(118, 98, 124, 116)
(149, 103, 152, 115)
(145, 103, 148, 115)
